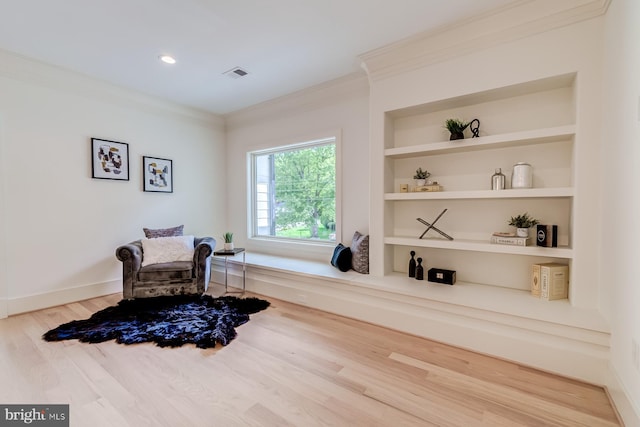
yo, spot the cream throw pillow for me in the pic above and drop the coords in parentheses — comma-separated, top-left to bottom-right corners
(141, 235, 195, 267)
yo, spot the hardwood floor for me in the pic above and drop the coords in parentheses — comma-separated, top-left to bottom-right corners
(0, 286, 621, 426)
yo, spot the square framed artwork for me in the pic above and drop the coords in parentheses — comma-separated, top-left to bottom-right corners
(143, 156, 173, 193)
(91, 138, 129, 180)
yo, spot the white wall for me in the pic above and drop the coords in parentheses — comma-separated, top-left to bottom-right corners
(0, 50, 226, 314)
(602, 0, 640, 419)
(0, 112, 7, 318)
(224, 73, 370, 262)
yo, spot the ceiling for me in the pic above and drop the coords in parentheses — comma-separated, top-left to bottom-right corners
(0, 0, 519, 115)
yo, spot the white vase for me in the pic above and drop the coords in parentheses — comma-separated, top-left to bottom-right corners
(516, 228, 529, 238)
(415, 179, 426, 187)
(224, 242, 234, 251)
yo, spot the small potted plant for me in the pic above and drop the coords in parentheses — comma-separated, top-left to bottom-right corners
(444, 118, 470, 140)
(222, 232, 234, 251)
(508, 213, 539, 237)
(413, 167, 431, 187)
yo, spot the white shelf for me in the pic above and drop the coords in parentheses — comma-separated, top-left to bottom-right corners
(384, 125, 575, 159)
(384, 187, 574, 200)
(384, 236, 573, 258)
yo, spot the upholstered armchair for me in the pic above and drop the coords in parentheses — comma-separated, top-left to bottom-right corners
(116, 237, 216, 299)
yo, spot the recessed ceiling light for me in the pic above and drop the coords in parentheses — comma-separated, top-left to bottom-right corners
(159, 55, 176, 65)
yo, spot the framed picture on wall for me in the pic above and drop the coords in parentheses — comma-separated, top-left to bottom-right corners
(91, 138, 130, 181)
(143, 156, 173, 193)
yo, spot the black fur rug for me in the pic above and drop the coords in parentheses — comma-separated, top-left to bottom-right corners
(43, 295, 270, 349)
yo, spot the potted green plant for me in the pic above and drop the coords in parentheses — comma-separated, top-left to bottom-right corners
(413, 167, 431, 187)
(444, 118, 470, 140)
(508, 213, 539, 237)
(222, 232, 234, 251)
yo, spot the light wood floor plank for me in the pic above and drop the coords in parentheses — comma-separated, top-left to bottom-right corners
(0, 287, 621, 426)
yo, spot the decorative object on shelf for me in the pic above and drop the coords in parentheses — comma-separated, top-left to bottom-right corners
(508, 213, 539, 238)
(91, 137, 130, 181)
(531, 263, 541, 297)
(469, 118, 480, 138)
(532, 263, 569, 300)
(491, 168, 506, 190)
(143, 156, 173, 193)
(417, 209, 453, 240)
(413, 167, 430, 187)
(417, 217, 454, 240)
(222, 232, 234, 251)
(536, 224, 558, 247)
(415, 257, 424, 280)
(427, 268, 456, 285)
(511, 162, 533, 188)
(491, 232, 529, 246)
(408, 251, 416, 278)
(400, 183, 409, 193)
(444, 118, 470, 140)
(413, 182, 442, 192)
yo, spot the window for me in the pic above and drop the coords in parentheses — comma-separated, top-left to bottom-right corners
(250, 137, 336, 243)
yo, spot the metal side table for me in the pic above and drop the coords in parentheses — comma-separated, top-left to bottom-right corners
(213, 248, 246, 294)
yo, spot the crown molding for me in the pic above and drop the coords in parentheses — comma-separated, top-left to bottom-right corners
(224, 72, 369, 130)
(0, 48, 224, 128)
(359, 0, 611, 82)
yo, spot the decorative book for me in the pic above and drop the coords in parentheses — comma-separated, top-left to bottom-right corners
(531, 263, 569, 300)
(412, 184, 442, 192)
(531, 264, 541, 297)
(491, 233, 529, 246)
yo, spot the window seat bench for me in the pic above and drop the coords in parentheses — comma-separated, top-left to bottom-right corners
(210, 252, 611, 386)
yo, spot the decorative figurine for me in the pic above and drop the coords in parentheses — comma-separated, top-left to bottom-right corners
(469, 118, 480, 138)
(416, 257, 424, 280)
(417, 208, 454, 240)
(408, 251, 416, 278)
(491, 168, 506, 190)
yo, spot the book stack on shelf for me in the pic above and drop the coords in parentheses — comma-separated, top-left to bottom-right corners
(531, 263, 569, 301)
(490, 232, 529, 247)
(412, 183, 442, 192)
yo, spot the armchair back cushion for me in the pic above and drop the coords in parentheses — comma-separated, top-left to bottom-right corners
(143, 224, 184, 238)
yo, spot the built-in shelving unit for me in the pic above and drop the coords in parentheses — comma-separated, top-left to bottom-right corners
(353, 9, 613, 387)
(381, 73, 576, 294)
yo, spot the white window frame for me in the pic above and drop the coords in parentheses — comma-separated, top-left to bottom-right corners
(247, 132, 342, 258)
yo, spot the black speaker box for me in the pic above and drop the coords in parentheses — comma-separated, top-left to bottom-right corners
(536, 224, 558, 247)
(427, 268, 456, 285)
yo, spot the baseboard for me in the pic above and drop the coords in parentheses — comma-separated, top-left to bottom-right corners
(7, 279, 121, 315)
(606, 363, 640, 427)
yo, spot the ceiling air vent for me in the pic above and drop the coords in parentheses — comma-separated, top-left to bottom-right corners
(223, 67, 249, 79)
